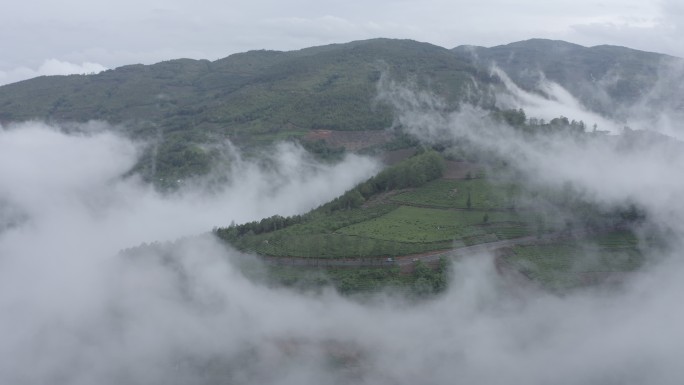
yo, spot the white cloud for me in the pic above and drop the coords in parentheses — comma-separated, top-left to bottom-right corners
(492, 67, 623, 133)
(1, 0, 681, 87)
(37, 59, 107, 76)
(2, 77, 684, 382)
(0, 59, 107, 86)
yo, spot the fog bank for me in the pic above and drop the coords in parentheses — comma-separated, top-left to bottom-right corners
(2, 108, 684, 384)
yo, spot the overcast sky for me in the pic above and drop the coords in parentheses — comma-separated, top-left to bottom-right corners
(1, 0, 682, 85)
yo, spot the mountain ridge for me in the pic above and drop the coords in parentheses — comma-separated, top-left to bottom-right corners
(1, 37, 680, 186)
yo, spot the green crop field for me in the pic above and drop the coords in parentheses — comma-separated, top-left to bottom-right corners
(504, 230, 643, 290)
(391, 178, 518, 210)
(337, 205, 529, 243)
(217, 149, 636, 273)
(240, 231, 452, 258)
(276, 204, 398, 236)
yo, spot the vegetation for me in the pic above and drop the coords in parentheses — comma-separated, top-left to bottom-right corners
(0, 39, 490, 185)
(503, 230, 644, 290)
(391, 178, 518, 209)
(216, 149, 446, 239)
(337, 206, 526, 243)
(2, 38, 668, 293)
(453, 38, 676, 118)
(256, 258, 450, 296)
(216, 150, 542, 258)
(2, 38, 676, 186)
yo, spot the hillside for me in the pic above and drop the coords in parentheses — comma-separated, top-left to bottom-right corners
(215, 141, 648, 293)
(0, 39, 484, 130)
(452, 38, 682, 117)
(1, 38, 677, 187)
(0, 39, 493, 186)
(0, 37, 665, 293)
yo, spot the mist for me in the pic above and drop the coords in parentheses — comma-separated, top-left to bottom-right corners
(491, 66, 624, 133)
(0, 121, 381, 384)
(3, 71, 684, 385)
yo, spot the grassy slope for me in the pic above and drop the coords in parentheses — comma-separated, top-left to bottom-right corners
(217, 144, 647, 292)
(503, 230, 644, 290)
(0, 39, 489, 184)
(219, 152, 537, 258)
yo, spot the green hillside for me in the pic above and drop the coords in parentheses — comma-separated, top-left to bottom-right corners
(215, 139, 647, 292)
(1, 38, 676, 187)
(0, 39, 495, 186)
(452, 38, 681, 117)
(1, 36, 664, 292)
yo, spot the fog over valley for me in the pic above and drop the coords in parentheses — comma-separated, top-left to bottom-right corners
(1, 31, 684, 384)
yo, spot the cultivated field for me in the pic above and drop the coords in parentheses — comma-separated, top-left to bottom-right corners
(503, 230, 643, 290)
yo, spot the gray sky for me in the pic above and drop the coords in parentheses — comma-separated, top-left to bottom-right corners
(1, 0, 682, 85)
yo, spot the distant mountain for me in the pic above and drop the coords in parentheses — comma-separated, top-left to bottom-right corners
(0, 39, 486, 134)
(0, 39, 495, 185)
(1, 38, 678, 184)
(452, 38, 683, 118)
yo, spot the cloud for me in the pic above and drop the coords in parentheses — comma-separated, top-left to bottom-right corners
(366, 71, 684, 384)
(0, 120, 388, 383)
(619, 58, 684, 139)
(2, 83, 684, 384)
(491, 66, 624, 133)
(568, 0, 684, 58)
(2, 23, 684, 380)
(379, 70, 684, 219)
(0, 59, 107, 86)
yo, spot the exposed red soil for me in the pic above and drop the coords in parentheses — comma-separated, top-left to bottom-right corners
(303, 129, 393, 151)
(442, 161, 482, 179)
(381, 148, 417, 165)
(361, 188, 410, 208)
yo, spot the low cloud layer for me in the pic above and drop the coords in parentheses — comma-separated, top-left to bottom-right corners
(1, 90, 684, 384)
(378, 71, 684, 221)
(491, 57, 684, 139)
(491, 67, 624, 133)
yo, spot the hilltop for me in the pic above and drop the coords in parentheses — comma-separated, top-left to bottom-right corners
(214, 129, 650, 294)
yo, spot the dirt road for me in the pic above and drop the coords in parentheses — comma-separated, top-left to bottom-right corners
(258, 227, 621, 270)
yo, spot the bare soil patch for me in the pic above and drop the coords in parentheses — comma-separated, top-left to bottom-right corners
(361, 188, 410, 208)
(303, 129, 393, 151)
(443, 161, 482, 179)
(381, 148, 417, 165)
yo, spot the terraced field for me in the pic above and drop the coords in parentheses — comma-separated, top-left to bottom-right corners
(390, 178, 519, 209)
(223, 169, 535, 259)
(503, 230, 644, 290)
(217, 151, 644, 293)
(337, 205, 527, 243)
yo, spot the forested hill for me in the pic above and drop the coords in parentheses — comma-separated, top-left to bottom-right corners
(452, 38, 683, 117)
(0, 38, 678, 185)
(0, 39, 487, 135)
(0, 39, 493, 185)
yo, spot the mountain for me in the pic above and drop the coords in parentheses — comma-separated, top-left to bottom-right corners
(0, 38, 678, 185)
(0, 39, 495, 185)
(452, 38, 683, 118)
